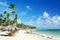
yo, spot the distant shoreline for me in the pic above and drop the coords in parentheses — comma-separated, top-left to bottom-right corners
(36, 29, 60, 31)
(33, 29, 60, 38)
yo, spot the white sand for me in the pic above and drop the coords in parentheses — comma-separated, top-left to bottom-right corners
(0, 30, 60, 40)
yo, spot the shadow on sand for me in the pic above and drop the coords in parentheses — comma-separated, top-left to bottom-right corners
(0, 34, 8, 36)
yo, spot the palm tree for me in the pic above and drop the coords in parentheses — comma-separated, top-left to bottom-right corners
(15, 14, 18, 25)
(0, 14, 3, 17)
(4, 11, 10, 18)
(7, 13, 10, 25)
(9, 4, 15, 10)
(9, 4, 18, 26)
(11, 11, 16, 15)
(4, 11, 10, 25)
(0, 14, 3, 25)
(2, 18, 6, 26)
(14, 14, 18, 22)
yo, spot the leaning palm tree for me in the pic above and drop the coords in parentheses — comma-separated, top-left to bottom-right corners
(9, 4, 16, 25)
(7, 4, 18, 36)
(4, 11, 10, 25)
(2, 18, 6, 26)
(0, 14, 3, 26)
(14, 14, 18, 24)
(0, 14, 3, 17)
(7, 13, 10, 25)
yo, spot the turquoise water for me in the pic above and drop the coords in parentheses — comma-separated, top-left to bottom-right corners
(34, 29, 60, 36)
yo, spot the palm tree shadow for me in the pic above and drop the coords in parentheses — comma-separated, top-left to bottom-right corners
(0, 34, 8, 36)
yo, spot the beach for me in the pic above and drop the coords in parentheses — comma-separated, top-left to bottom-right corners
(0, 30, 60, 40)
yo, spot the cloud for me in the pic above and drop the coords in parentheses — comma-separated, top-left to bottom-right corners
(21, 11, 60, 29)
(0, 1, 8, 6)
(43, 11, 49, 18)
(36, 11, 60, 29)
(26, 11, 60, 29)
(57, 16, 60, 20)
(26, 5, 32, 10)
(37, 17, 41, 24)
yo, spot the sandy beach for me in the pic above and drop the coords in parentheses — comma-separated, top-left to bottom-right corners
(0, 30, 60, 40)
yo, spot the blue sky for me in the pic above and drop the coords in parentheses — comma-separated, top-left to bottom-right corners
(0, 0, 60, 29)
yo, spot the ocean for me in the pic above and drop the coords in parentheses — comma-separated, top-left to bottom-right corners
(33, 29, 60, 37)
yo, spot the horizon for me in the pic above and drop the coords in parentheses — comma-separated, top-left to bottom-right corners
(0, 0, 60, 29)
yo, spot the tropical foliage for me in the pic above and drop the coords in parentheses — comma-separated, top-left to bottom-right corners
(16, 23, 36, 29)
(0, 4, 17, 26)
(0, 4, 36, 29)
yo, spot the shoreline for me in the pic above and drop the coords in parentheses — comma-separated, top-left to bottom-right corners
(0, 29, 60, 40)
(32, 29, 60, 37)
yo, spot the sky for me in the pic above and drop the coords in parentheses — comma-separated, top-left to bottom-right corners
(0, 0, 60, 29)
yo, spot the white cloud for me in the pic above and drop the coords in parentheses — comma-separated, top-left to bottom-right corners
(57, 16, 60, 21)
(0, 1, 8, 6)
(37, 17, 41, 24)
(38, 12, 60, 29)
(27, 11, 60, 29)
(21, 11, 60, 29)
(26, 5, 32, 10)
(52, 16, 58, 24)
(43, 11, 49, 18)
